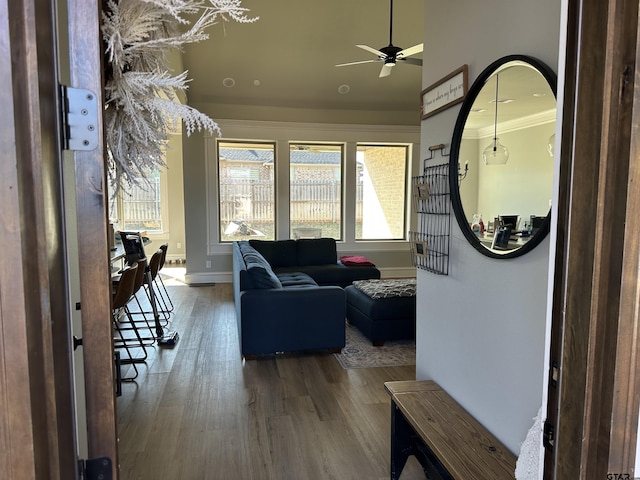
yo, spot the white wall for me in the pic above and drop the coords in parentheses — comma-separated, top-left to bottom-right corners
(417, 0, 561, 455)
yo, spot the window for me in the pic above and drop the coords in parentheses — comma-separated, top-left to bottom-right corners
(356, 145, 408, 240)
(109, 167, 165, 233)
(210, 136, 413, 245)
(218, 141, 276, 241)
(290, 143, 343, 240)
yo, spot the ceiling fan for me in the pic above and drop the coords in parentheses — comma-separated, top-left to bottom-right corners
(336, 0, 423, 78)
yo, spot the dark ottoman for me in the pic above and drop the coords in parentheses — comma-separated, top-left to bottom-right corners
(345, 279, 416, 346)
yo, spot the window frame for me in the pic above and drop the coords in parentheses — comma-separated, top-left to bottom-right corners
(216, 139, 277, 243)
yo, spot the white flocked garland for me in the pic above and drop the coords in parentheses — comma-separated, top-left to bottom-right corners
(101, 0, 257, 192)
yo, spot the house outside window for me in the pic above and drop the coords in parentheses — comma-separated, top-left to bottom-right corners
(356, 145, 408, 240)
(218, 141, 276, 241)
(290, 143, 343, 240)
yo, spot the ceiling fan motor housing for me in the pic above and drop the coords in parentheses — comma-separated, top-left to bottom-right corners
(380, 45, 402, 62)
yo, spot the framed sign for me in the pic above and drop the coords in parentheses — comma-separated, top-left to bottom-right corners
(421, 65, 469, 120)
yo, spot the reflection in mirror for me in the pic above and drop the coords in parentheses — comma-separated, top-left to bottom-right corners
(450, 55, 557, 259)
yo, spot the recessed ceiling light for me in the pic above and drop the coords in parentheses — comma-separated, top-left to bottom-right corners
(222, 77, 235, 88)
(338, 84, 350, 94)
(533, 92, 547, 97)
(471, 108, 487, 113)
(253, 80, 260, 86)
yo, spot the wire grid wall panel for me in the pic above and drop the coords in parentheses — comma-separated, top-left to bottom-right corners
(410, 163, 450, 275)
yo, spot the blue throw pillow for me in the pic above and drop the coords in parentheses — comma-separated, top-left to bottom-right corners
(241, 247, 282, 289)
(246, 264, 282, 289)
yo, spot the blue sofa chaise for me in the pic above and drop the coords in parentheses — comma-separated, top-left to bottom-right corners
(233, 240, 344, 359)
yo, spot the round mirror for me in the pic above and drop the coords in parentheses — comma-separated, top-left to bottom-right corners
(449, 55, 557, 259)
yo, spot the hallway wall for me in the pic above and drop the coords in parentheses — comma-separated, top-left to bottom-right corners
(416, 0, 562, 454)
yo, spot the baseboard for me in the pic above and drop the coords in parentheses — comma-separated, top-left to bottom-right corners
(184, 272, 230, 285)
(165, 254, 186, 264)
(379, 267, 416, 279)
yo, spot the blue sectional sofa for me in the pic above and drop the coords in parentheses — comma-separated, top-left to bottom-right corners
(232, 238, 380, 359)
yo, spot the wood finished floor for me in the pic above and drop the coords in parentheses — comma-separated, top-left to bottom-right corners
(116, 280, 425, 480)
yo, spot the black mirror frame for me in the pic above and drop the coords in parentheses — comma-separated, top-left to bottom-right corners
(449, 54, 558, 259)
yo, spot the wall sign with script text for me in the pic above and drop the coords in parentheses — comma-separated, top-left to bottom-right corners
(421, 65, 469, 120)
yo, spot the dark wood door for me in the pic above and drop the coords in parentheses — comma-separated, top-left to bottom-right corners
(1, 0, 79, 477)
(1, 0, 118, 478)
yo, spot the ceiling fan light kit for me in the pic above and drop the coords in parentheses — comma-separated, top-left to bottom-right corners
(336, 0, 423, 77)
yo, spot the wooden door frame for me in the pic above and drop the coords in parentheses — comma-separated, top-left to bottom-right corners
(66, 0, 120, 475)
(546, 0, 640, 477)
(1, 0, 118, 478)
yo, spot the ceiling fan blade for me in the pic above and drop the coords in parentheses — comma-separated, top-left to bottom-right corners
(397, 43, 423, 59)
(336, 59, 379, 67)
(379, 64, 393, 78)
(400, 57, 423, 66)
(356, 44, 385, 57)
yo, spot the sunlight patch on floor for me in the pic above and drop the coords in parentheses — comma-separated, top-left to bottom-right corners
(161, 266, 186, 286)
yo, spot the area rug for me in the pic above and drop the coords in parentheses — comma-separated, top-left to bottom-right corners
(333, 322, 415, 369)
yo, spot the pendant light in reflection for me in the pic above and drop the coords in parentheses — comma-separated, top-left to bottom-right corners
(482, 73, 509, 165)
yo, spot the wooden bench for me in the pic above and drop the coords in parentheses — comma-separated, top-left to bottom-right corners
(384, 380, 517, 480)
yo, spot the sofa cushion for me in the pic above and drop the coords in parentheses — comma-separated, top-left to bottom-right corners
(241, 245, 282, 289)
(273, 263, 380, 288)
(249, 239, 298, 268)
(297, 238, 337, 266)
(247, 265, 282, 289)
(276, 272, 318, 287)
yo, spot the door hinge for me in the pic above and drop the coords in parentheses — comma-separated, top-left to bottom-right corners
(60, 85, 99, 151)
(79, 456, 112, 480)
(543, 420, 555, 451)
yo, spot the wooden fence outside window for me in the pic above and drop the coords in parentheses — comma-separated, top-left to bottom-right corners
(219, 180, 363, 224)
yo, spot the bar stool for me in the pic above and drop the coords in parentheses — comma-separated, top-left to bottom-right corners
(156, 243, 175, 314)
(116, 257, 156, 345)
(112, 263, 146, 380)
(118, 231, 178, 345)
(144, 248, 172, 323)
